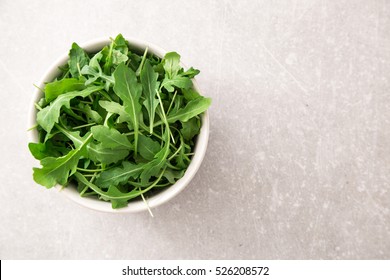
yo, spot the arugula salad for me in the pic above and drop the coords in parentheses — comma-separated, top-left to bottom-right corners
(29, 34, 211, 209)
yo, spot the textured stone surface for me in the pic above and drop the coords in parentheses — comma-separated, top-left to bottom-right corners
(0, 0, 389, 259)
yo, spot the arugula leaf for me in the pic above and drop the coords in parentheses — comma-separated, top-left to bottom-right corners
(182, 67, 200, 78)
(140, 129, 170, 184)
(112, 34, 128, 55)
(163, 52, 181, 78)
(138, 134, 160, 160)
(81, 52, 114, 90)
(87, 143, 130, 164)
(55, 124, 130, 165)
(141, 60, 159, 134)
(180, 117, 200, 141)
(95, 161, 144, 188)
(112, 50, 128, 65)
(33, 134, 92, 188)
(68, 43, 90, 78)
(28, 142, 54, 160)
(29, 143, 47, 160)
(167, 95, 184, 116)
(91, 125, 132, 150)
(79, 103, 103, 124)
(161, 52, 193, 92)
(103, 34, 129, 74)
(161, 76, 192, 93)
(175, 140, 190, 169)
(167, 97, 211, 123)
(105, 186, 130, 209)
(33, 150, 80, 188)
(163, 168, 185, 184)
(182, 88, 201, 101)
(36, 86, 104, 133)
(113, 63, 142, 155)
(75, 172, 135, 209)
(45, 78, 85, 102)
(99, 100, 131, 123)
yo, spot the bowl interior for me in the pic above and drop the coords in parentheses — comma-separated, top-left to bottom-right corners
(28, 37, 209, 213)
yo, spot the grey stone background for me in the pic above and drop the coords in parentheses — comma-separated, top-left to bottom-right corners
(0, 0, 389, 259)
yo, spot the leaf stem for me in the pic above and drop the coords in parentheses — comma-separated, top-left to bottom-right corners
(73, 123, 96, 130)
(63, 107, 86, 122)
(168, 140, 183, 161)
(166, 163, 182, 170)
(99, 90, 113, 101)
(33, 84, 44, 93)
(27, 124, 38, 131)
(77, 62, 82, 77)
(89, 171, 98, 184)
(76, 167, 108, 172)
(136, 47, 149, 76)
(166, 90, 177, 115)
(103, 112, 113, 127)
(79, 100, 93, 105)
(139, 187, 154, 217)
(34, 102, 43, 111)
(80, 185, 90, 196)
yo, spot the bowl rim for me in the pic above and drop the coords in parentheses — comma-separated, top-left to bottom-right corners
(28, 36, 209, 213)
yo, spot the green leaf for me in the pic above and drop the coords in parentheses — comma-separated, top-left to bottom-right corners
(141, 60, 159, 134)
(33, 134, 92, 188)
(140, 129, 170, 184)
(167, 97, 211, 123)
(28, 142, 51, 160)
(55, 124, 129, 165)
(161, 52, 194, 92)
(112, 34, 128, 55)
(163, 168, 185, 184)
(163, 52, 181, 79)
(91, 125, 132, 150)
(161, 76, 192, 92)
(87, 143, 129, 164)
(180, 117, 200, 141)
(113, 63, 142, 155)
(81, 52, 114, 90)
(175, 138, 191, 169)
(45, 78, 85, 102)
(36, 86, 104, 133)
(138, 134, 160, 161)
(54, 125, 88, 149)
(103, 34, 129, 74)
(81, 104, 103, 124)
(182, 88, 201, 101)
(127, 53, 142, 72)
(33, 150, 79, 188)
(107, 186, 129, 209)
(167, 95, 184, 116)
(95, 161, 144, 188)
(99, 100, 131, 123)
(182, 67, 200, 78)
(89, 51, 103, 70)
(74, 172, 135, 209)
(68, 43, 90, 78)
(112, 49, 128, 65)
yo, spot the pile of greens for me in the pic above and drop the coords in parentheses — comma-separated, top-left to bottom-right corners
(29, 34, 211, 209)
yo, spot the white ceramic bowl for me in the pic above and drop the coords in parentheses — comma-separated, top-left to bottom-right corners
(28, 37, 209, 213)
